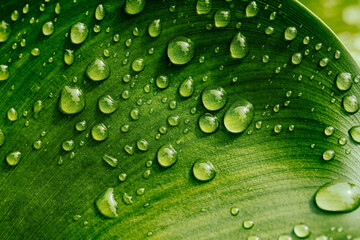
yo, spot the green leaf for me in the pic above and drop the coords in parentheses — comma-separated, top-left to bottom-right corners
(1, 0, 360, 239)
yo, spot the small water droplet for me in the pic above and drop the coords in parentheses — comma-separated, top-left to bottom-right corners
(125, 0, 146, 15)
(192, 159, 216, 182)
(95, 4, 105, 21)
(322, 149, 335, 161)
(196, 0, 212, 14)
(336, 72, 352, 91)
(230, 206, 239, 216)
(98, 95, 118, 114)
(6, 151, 21, 166)
(246, 1, 259, 17)
(324, 126, 334, 136)
(230, 32, 248, 59)
(243, 220, 254, 229)
(131, 58, 145, 72)
(62, 140, 75, 152)
(70, 22, 88, 44)
(343, 95, 359, 113)
(137, 139, 149, 151)
(291, 52, 302, 65)
(294, 223, 310, 238)
(198, 113, 219, 134)
(102, 154, 118, 168)
(91, 123, 109, 141)
(167, 36, 195, 65)
(284, 26, 297, 41)
(148, 19, 161, 37)
(214, 9, 231, 27)
(157, 144, 177, 168)
(0, 21, 11, 42)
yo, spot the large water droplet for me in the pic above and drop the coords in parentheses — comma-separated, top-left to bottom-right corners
(335, 72, 352, 91)
(192, 159, 216, 182)
(246, 1, 259, 17)
(95, 188, 119, 218)
(315, 181, 360, 212)
(343, 94, 359, 113)
(91, 123, 109, 141)
(59, 86, 85, 114)
(157, 144, 177, 168)
(86, 58, 110, 81)
(214, 9, 231, 27)
(0, 65, 10, 81)
(201, 86, 227, 111)
(148, 19, 161, 37)
(284, 26, 297, 41)
(291, 52, 302, 65)
(42, 21, 54, 36)
(137, 139, 149, 151)
(0, 21, 11, 42)
(103, 154, 118, 168)
(230, 32, 248, 59)
(349, 125, 360, 143)
(156, 75, 169, 89)
(98, 95, 118, 114)
(125, 0, 146, 15)
(167, 36, 195, 65)
(224, 100, 254, 133)
(95, 4, 105, 21)
(198, 113, 219, 134)
(70, 22, 88, 44)
(196, 0, 212, 14)
(6, 151, 21, 166)
(62, 140, 75, 151)
(322, 149, 335, 161)
(7, 108, 17, 122)
(131, 58, 144, 72)
(178, 76, 194, 97)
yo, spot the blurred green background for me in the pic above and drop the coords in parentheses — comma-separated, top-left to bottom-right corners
(301, 0, 360, 64)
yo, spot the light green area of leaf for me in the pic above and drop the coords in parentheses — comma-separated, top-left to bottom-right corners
(0, 0, 360, 239)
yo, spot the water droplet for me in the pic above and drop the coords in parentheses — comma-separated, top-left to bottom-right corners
(95, 188, 119, 218)
(243, 220, 254, 229)
(335, 50, 341, 59)
(131, 58, 144, 72)
(125, 0, 146, 15)
(315, 235, 328, 240)
(246, 1, 259, 17)
(192, 159, 216, 182)
(291, 52, 302, 65)
(196, 0, 212, 14)
(324, 126, 334, 136)
(7, 108, 17, 122)
(91, 123, 109, 141)
(6, 151, 21, 166)
(198, 113, 219, 134)
(294, 223, 310, 238)
(270, 11, 276, 20)
(95, 4, 105, 21)
(55, 2, 61, 14)
(0, 65, 9, 81)
(0, 21, 11, 42)
(157, 144, 177, 168)
(284, 26, 297, 41)
(122, 193, 133, 205)
(31, 48, 40, 56)
(265, 26, 274, 35)
(148, 19, 161, 37)
(274, 124, 282, 133)
(11, 10, 19, 21)
(93, 25, 101, 33)
(230, 32, 248, 59)
(98, 95, 118, 114)
(319, 58, 329, 67)
(322, 149, 335, 161)
(121, 124, 130, 133)
(86, 58, 110, 81)
(167, 36, 195, 65)
(168, 115, 180, 126)
(315, 181, 360, 212)
(75, 120, 87, 131)
(247, 236, 260, 240)
(338, 137, 347, 145)
(224, 100, 254, 133)
(201, 86, 227, 111)
(136, 188, 145, 196)
(278, 235, 292, 240)
(42, 21, 54, 36)
(102, 154, 118, 168)
(130, 108, 140, 120)
(214, 9, 231, 27)
(64, 49, 74, 66)
(70, 22, 88, 44)
(62, 140, 75, 151)
(336, 72, 352, 91)
(315, 43, 322, 51)
(59, 86, 85, 114)
(0, 129, 5, 147)
(303, 36, 310, 45)
(156, 75, 169, 89)
(230, 206, 239, 216)
(118, 173, 127, 182)
(178, 76, 194, 97)
(137, 139, 149, 151)
(343, 95, 359, 113)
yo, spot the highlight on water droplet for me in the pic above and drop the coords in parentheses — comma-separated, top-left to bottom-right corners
(246, 1, 259, 17)
(198, 113, 219, 134)
(95, 4, 105, 21)
(42, 21, 54, 36)
(86, 58, 110, 81)
(214, 9, 231, 28)
(0, 65, 10, 81)
(91, 123, 109, 141)
(230, 32, 248, 59)
(103, 154, 118, 168)
(95, 188, 119, 218)
(293, 223, 310, 238)
(98, 95, 118, 114)
(343, 94, 359, 114)
(315, 181, 360, 212)
(335, 72, 352, 91)
(196, 0, 212, 15)
(201, 86, 227, 111)
(284, 26, 297, 41)
(64, 49, 75, 65)
(192, 159, 216, 182)
(224, 100, 254, 133)
(167, 36, 195, 65)
(157, 143, 177, 168)
(59, 86, 85, 115)
(178, 76, 194, 98)
(6, 151, 21, 166)
(70, 22, 88, 44)
(148, 19, 161, 37)
(0, 20, 11, 42)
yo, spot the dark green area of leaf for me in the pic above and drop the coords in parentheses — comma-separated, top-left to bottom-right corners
(0, 0, 360, 239)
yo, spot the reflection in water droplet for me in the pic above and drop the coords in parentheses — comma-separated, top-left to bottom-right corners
(95, 188, 119, 218)
(6, 151, 21, 166)
(192, 159, 216, 182)
(86, 58, 110, 81)
(230, 32, 248, 59)
(167, 36, 195, 65)
(70, 22, 88, 44)
(202, 86, 227, 111)
(224, 100, 254, 133)
(157, 144, 177, 168)
(59, 86, 85, 115)
(293, 223, 310, 238)
(214, 9, 231, 28)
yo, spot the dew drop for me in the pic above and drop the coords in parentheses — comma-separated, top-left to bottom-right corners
(86, 58, 110, 81)
(11, 10, 19, 21)
(284, 26, 297, 41)
(95, 4, 105, 21)
(294, 223, 310, 238)
(102, 154, 118, 168)
(178, 76, 194, 97)
(31, 48, 40, 56)
(167, 36, 195, 65)
(137, 139, 149, 151)
(125, 0, 146, 15)
(7, 108, 17, 122)
(42, 21, 54, 36)
(349, 126, 360, 143)
(6, 151, 21, 166)
(214, 9, 231, 28)
(335, 72, 352, 91)
(315, 181, 360, 212)
(198, 113, 219, 134)
(95, 188, 119, 218)
(75, 120, 87, 131)
(224, 100, 254, 133)
(156, 75, 169, 89)
(243, 220, 254, 229)
(130, 108, 140, 120)
(230, 32, 248, 59)
(64, 49, 74, 65)
(59, 86, 85, 115)
(230, 206, 239, 216)
(322, 149, 335, 161)
(148, 19, 161, 37)
(131, 58, 144, 72)
(70, 22, 88, 44)
(157, 144, 177, 168)
(122, 193, 133, 204)
(62, 140, 75, 152)
(168, 115, 180, 126)
(324, 126, 334, 136)
(196, 0, 212, 14)
(201, 86, 227, 111)
(246, 1, 259, 17)
(291, 52, 302, 65)
(192, 159, 216, 182)
(319, 58, 329, 67)
(343, 95, 359, 113)
(98, 95, 118, 114)
(118, 173, 127, 182)
(0, 21, 11, 42)
(91, 123, 109, 141)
